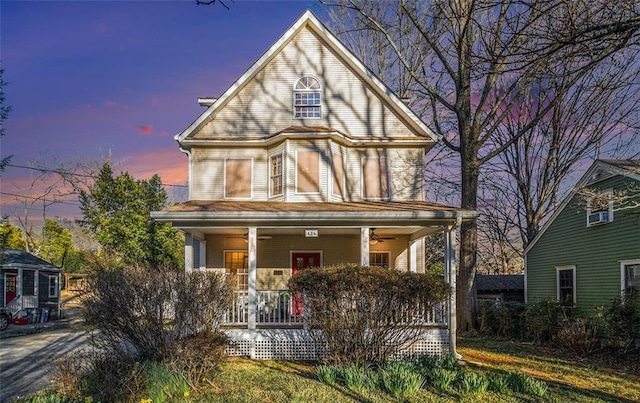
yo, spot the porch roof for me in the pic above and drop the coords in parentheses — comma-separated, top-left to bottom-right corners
(152, 201, 477, 228)
(1, 249, 61, 272)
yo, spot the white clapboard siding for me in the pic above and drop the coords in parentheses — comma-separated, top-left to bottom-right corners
(194, 28, 417, 139)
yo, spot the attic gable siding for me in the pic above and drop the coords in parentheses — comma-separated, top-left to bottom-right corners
(193, 27, 418, 139)
(526, 175, 640, 316)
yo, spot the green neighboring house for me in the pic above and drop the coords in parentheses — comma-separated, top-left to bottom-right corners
(525, 160, 640, 317)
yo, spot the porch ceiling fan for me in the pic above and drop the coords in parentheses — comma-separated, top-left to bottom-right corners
(369, 228, 395, 244)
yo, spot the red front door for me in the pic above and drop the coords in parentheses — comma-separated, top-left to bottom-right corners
(5, 274, 17, 306)
(291, 252, 321, 276)
(291, 252, 321, 315)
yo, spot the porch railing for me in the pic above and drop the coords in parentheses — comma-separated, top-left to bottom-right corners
(5, 295, 38, 316)
(224, 290, 447, 327)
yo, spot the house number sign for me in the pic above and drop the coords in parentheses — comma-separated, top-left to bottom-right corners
(305, 229, 318, 237)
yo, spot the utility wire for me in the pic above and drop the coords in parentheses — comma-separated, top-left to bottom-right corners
(6, 163, 188, 188)
(0, 191, 80, 206)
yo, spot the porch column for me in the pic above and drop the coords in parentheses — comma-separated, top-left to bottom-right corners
(17, 268, 23, 310)
(184, 232, 194, 273)
(444, 225, 461, 359)
(199, 239, 207, 271)
(409, 240, 418, 273)
(247, 227, 257, 331)
(360, 227, 370, 266)
(34, 270, 39, 304)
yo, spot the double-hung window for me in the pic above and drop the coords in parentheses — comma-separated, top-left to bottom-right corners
(48, 275, 59, 298)
(294, 76, 321, 119)
(621, 261, 640, 293)
(369, 252, 390, 269)
(225, 251, 248, 291)
(557, 266, 576, 306)
(270, 154, 283, 197)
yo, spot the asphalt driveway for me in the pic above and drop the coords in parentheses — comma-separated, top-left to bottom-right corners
(0, 311, 89, 402)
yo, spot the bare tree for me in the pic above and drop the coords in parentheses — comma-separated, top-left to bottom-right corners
(323, 0, 640, 331)
(7, 155, 115, 253)
(0, 68, 11, 175)
(195, 0, 232, 9)
(489, 56, 640, 250)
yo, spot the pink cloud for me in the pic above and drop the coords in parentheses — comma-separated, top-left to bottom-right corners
(122, 149, 188, 185)
(95, 23, 106, 34)
(151, 96, 160, 107)
(137, 125, 153, 135)
(159, 130, 169, 137)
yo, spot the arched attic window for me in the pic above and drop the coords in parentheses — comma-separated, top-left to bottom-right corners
(294, 76, 322, 119)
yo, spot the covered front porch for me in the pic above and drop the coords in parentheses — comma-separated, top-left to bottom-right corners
(151, 201, 476, 359)
(1, 249, 62, 320)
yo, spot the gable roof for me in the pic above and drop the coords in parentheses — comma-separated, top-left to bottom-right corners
(524, 159, 640, 255)
(175, 10, 437, 143)
(1, 249, 61, 272)
(476, 274, 524, 292)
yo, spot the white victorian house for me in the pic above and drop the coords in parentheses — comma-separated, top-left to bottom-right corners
(151, 10, 476, 359)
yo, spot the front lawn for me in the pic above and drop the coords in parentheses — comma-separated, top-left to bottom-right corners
(23, 337, 640, 402)
(199, 338, 640, 402)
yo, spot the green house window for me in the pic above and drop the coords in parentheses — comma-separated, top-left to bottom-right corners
(557, 266, 576, 306)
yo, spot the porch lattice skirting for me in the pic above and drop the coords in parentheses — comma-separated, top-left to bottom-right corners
(224, 328, 450, 360)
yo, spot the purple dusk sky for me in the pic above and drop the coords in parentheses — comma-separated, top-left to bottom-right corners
(1, 0, 323, 222)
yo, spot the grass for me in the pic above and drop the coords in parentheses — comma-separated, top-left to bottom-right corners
(192, 337, 640, 403)
(21, 337, 640, 402)
(458, 337, 640, 402)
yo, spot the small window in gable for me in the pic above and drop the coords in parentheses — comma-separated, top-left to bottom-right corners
(225, 158, 252, 199)
(557, 266, 576, 306)
(270, 154, 283, 197)
(363, 157, 389, 200)
(294, 76, 321, 119)
(586, 189, 613, 226)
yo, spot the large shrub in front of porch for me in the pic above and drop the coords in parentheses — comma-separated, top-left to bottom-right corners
(288, 264, 450, 364)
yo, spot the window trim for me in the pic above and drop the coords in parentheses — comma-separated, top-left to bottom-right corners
(331, 152, 346, 199)
(362, 156, 390, 200)
(620, 259, 640, 294)
(48, 275, 59, 298)
(293, 76, 322, 119)
(224, 250, 249, 291)
(295, 150, 321, 195)
(556, 265, 576, 306)
(269, 153, 284, 198)
(223, 157, 253, 200)
(369, 252, 391, 269)
(586, 189, 613, 227)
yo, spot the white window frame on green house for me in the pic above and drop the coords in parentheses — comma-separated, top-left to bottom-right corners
(556, 265, 576, 306)
(48, 275, 58, 298)
(586, 188, 613, 227)
(620, 260, 640, 294)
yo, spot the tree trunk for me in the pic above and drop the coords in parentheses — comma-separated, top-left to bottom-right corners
(457, 155, 479, 333)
